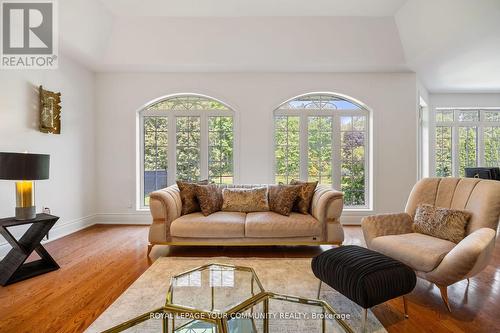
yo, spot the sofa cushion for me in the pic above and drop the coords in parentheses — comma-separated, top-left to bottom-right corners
(268, 185, 301, 216)
(370, 233, 456, 272)
(221, 187, 269, 212)
(290, 180, 318, 214)
(171, 212, 245, 238)
(195, 184, 223, 216)
(177, 180, 208, 215)
(245, 212, 321, 238)
(413, 204, 471, 243)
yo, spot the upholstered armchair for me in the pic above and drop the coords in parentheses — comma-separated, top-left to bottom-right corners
(362, 177, 500, 311)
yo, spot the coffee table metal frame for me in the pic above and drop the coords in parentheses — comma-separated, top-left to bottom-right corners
(101, 263, 354, 333)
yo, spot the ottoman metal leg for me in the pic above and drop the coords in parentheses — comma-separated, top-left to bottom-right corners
(317, 280, 322, 299)
(361, 308, 368, 333)
(403, 296, 409, 318)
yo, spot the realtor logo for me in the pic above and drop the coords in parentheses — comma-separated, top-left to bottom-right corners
(1, 0, 58, 69)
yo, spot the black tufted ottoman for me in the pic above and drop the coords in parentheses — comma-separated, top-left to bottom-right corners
(311, 245, 416, 331)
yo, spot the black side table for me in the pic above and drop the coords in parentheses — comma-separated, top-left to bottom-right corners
(0, 213, 59, 286)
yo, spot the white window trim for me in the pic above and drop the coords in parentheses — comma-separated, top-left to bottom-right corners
(430, 108, 500, 177)
(137, 95, 237, 210)
(273, 107, 371, 210)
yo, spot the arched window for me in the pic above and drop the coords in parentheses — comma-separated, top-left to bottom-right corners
(139, 94, 234, 207)
(274, 93, 370, 208)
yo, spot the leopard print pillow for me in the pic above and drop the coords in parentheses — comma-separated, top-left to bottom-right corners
(177, 179, 208, 215)
(268, 185, 301, 216)
(413, 204, 471, 243)
(195, 184, 223, 216)
(290, 180, 318, 214)
(221, 187, 269, 213)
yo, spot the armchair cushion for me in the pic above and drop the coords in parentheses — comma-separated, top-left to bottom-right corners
(371, 233, 456, 272)
(361, 212, 413, 248)
(413, 204, 471, 243)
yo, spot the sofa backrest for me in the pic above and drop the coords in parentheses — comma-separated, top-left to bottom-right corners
(405, 177, 500, 235)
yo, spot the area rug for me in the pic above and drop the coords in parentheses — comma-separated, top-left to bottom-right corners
(86, 257, 387, 333)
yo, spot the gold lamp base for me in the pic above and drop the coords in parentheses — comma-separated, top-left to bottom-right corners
(15, 181, 36, 220)
(15, 206, 36, 220)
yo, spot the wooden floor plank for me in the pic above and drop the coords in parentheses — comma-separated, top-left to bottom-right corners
(0, 224, 498, 333)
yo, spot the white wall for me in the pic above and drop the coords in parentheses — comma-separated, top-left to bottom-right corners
(95, 72, 418, 224)
(430, 93, 500, 108)
(0, 55, 97, 257)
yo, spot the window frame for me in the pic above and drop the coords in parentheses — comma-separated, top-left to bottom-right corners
(431, 107, 500, 177)
(273, 93, 371, 210)
(138, 94, 236, 210)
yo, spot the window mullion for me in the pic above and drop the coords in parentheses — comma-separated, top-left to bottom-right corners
(478, 124, 485, 166)
(300, 113, 308, 181)
(452, 125, 459, 177)
(200, 113, 209, 180)
(168, 114, 176, 186)
(332, 114, 341, 190)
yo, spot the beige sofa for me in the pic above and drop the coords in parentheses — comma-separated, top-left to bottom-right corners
(148, 184, 344, 254)
(362, 177, 500, 311)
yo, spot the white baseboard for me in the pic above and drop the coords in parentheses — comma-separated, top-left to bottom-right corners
(0, 214, 96, 259)
(94, 213, 151, 225)
(340, 215, 363, 225)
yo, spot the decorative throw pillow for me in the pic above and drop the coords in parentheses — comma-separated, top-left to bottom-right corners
(290, 180, 318, 214)
(195, 184, 223, 216)
(177, 179, 208, 215)
(268, 185, 301, 216)
(221, 187, 269, 213)
(413, 204, 471, 243)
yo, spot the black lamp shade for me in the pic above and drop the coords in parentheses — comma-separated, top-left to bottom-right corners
(0, 152, 50, 180)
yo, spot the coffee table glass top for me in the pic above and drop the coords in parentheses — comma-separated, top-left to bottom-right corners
(167, 263, 264, 312)
(103, 263, 353, 333)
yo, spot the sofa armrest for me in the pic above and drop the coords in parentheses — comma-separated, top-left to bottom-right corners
(421, 228, 496, 286)
(310, 185, 344, 222)
(148, 185, 182, 243)
(310, 185, 344, 244)
(361, 213, 413, 248)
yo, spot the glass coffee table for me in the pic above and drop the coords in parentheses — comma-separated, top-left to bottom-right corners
(102, 263, 353, 333)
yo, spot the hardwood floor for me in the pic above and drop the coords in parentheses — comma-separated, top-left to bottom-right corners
(0, 224, 498, 333)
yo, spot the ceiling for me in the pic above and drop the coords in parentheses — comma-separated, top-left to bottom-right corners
(59, 0, 500, 93)
(99, 0, 407, 17)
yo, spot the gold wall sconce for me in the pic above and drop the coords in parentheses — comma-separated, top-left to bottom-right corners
(39, 85, 61, 134)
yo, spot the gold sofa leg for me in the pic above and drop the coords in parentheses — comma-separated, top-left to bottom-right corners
(438, 285, 452, 312)
(147, 243, 154, 256)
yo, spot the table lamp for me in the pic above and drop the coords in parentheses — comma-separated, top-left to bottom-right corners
(0, 152, 50, 220)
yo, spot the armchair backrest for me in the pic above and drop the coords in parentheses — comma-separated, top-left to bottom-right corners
(405, 177, 500, 235)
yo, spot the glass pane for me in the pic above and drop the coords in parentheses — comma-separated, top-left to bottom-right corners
(143, 116, 168, 206)
(279, 94, 360, 110)
(457, 110, 479, 122)
(341, 116, 366, 207)
(458, 127, 478, 176)
(435, 126, 452, 177)
(436, 110, 454, 122)
(147, 95, 230, 111)
(274, 116, 300, 183)
(482, 110, 500, 122)
(308, 116, 332, 185)
(484, 127, 500, 167)
(176, 116, 201, 181)
(208, 116, 234, 184)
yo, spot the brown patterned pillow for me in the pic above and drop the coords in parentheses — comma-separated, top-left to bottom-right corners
(413, 204, 471, 243)
(177, 180, 208, 215)
(268, 185, 301, 216)
(290, 180, 318, 214)
(195, 184, 223, 216)
(221, 187, 269, 212)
